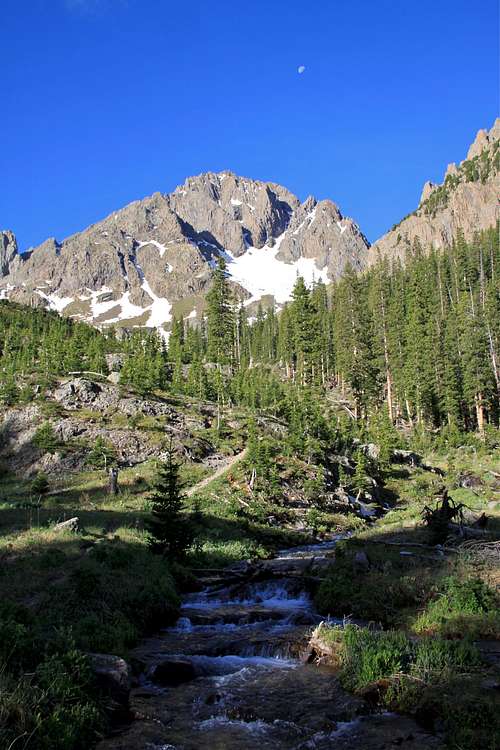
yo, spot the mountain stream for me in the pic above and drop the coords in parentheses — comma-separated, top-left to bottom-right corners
(98, 539, 441, 750)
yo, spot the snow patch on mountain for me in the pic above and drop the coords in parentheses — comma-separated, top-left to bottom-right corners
(141, 278, 172, 328)
(35, 290, 74, 312)
(225, 234, 329, 305)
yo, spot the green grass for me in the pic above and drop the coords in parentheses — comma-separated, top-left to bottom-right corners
(0, 520, 179, 749)
(313, 444, 500, 749)
(413, 576, 500, 639)
(0, 457, 184, 749)
(314, 623, 498, 750)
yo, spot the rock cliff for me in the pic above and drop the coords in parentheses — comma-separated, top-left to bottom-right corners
(0, 173, 369, 334)
(371, 119, 499, 261)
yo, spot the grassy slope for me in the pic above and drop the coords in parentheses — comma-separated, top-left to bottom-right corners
(0, 390, 337, 748)
(314, 446, 500, 749)
(2, 382, 499, 748)
(0, 463, 181, 749)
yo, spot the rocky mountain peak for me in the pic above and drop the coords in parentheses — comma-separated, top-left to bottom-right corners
(371, 119, 499, 261)
(466, 119, 499, 160)
(419, 181, 437, 206)
(0, 171, 369, 334)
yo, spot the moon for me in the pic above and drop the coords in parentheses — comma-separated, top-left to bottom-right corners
(297, 65, 306, 74)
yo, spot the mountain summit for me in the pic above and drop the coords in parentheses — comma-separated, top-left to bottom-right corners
(0, 173, 369, 335)
(1, 121, 498, 335)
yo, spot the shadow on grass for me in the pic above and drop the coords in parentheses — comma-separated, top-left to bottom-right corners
(314, 518, 500, 639)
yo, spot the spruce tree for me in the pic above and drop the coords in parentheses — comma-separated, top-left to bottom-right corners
(206, 257, 235, 366)
(206, 257, 235, 426)
(33, 422, 59, 454)
(147, 446, 194, 558)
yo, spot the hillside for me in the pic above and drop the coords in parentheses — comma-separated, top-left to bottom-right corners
(0, 123, 499, 750)
(1, 229, 499, 749)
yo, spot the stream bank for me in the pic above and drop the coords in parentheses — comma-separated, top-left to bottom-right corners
(97, 540, 442, 750)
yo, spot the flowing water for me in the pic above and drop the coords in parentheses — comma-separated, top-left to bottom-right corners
(99, 541, 441, 750)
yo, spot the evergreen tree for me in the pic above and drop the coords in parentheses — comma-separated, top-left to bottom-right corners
(147, 446, 194, 558)
(332, 264, 378, 417)
(86, 436, 116, 469)
(33, 422, 59, 454)
(206, 258, 235, 366)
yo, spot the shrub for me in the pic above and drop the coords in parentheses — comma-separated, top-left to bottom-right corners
(338, 626, 415, 692)
(414, 576, 500, 637)
(31, 471, 50, 496)
(70, 565, 102, 600)
(0, 639, 102, 750)
(33, 421, 59, 453)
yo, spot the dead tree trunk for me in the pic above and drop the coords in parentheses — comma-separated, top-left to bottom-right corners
(108, 468, 119, 495)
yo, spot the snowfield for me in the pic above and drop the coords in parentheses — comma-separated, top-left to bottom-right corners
(2, 231, 330, 333)
(225, 234, 330, 305)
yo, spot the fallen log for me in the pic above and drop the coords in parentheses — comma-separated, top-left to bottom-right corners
(449, 523, 490, 539)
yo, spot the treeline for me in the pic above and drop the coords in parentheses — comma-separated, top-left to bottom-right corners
(121, 226, 499, 433)
(0, 227, 498, 436)
(0, 302, 114, 403)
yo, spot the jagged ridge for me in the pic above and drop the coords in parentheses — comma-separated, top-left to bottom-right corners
(0, 172, 370, 335)
(371, 119, 499, 261)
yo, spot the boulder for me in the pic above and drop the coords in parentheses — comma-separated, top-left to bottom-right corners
(105, 353, 125, 372)
(151, 657, 197, 686)
(353, 550, 370, 571)
(330, 454, 354, 469)
(53, 378, 101, 409)
(88, 653, 131, 716)
(392, 449, 422, 467)
(53, 517, 80, 533)
(459, 472, 484, 489)
(355, 499, 378, 518)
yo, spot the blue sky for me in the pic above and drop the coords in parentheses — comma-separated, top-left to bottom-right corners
(1, 0, 498, 250)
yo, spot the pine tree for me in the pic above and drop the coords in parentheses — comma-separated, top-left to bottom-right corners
(206, 258, 236, 426)
(147, 446, 194, 558)
(332, 264, 378, 417)
(33, 422, 59, 454)
(31, 471, 49, 497)
(86, 436, 116, 469)
(289, 276, 318, 385)
(168, 316, 185, 363)
(206, 258, 235, 366)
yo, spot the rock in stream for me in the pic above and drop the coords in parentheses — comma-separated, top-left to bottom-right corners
(97, 541, 443, 750)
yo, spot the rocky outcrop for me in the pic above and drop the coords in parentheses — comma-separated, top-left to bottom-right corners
(371, 119, 499, 261)
(0, 379, 215, 474)
(419, 181, 436, 204)
(0, 172, 369, 332)
(150, 657, 197, 687)
(0, 230, 18, 278)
